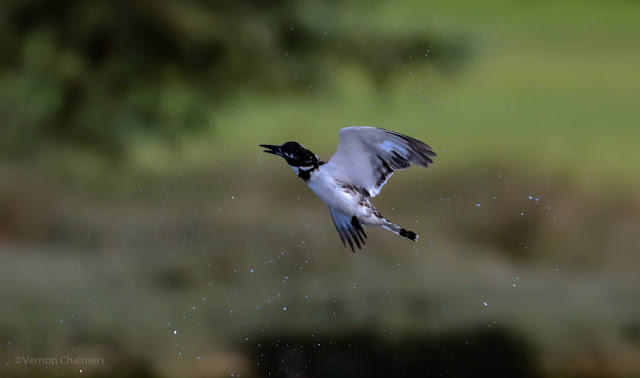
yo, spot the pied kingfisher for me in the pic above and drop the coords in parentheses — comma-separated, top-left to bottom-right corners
(260, 126, 436, 252)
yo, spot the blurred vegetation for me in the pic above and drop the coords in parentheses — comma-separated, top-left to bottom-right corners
(1, 0, 640, 377)
(1, 0, 467, 159)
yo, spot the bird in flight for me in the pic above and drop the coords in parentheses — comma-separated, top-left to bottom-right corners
(260, 127, 436, 252)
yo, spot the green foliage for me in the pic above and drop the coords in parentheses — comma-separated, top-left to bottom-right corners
(0, 0, 468, 159)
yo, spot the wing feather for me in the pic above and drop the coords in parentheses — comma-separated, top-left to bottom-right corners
(329, 208, 365, 252)
(326, 127, 436, 197)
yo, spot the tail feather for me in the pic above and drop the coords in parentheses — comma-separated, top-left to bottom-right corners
(382, 222, 419, 242)
(399, 228, 418, 241)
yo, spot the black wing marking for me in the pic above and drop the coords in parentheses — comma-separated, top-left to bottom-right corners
(329, 127, 437, 198)
(351, 216, 367, 243)
(329, 208, 367, 252)
(379, 128, 437, 169)
(372, 155, 394, 197)
(367, 129, 436, 197)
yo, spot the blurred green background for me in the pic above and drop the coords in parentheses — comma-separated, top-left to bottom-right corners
(1, 0, 639, 377)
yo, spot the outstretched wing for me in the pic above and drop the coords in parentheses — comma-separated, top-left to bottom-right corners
(329, 208, 367, 252)
(326, 127, 436, 197)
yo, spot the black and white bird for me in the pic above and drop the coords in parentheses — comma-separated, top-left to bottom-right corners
(260, 127, 436, 252)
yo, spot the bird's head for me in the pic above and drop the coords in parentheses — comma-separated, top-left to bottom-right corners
(260, 141, 319, 169)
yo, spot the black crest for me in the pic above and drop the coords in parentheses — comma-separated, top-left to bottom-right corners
(260, 142, 321, 168)
(279, 142, 317, 167)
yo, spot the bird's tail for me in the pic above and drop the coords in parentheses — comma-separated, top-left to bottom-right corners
(382, 221, 418, 242)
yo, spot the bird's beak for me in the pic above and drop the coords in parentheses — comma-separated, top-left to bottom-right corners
(259, 144, 282, 156)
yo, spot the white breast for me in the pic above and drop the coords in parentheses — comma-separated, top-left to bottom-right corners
(307, 168, 360, 214)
